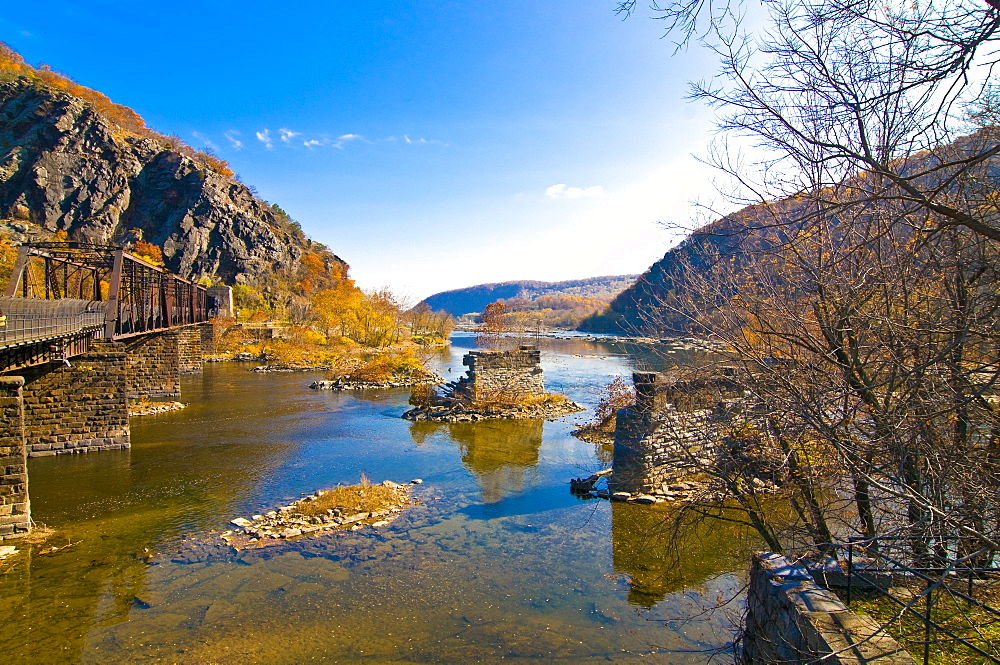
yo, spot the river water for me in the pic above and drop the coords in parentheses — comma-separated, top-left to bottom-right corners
(0, 333, 756, 664)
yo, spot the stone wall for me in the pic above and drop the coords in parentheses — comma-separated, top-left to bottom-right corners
(609, 371, 728, 494)
(125, 331, 181, 399)
(0, 376, 28, 539)
(462, 346, 545, 402)
(743, 552, 916, 664)
(200, 322, 216, 355)
(177, 326, 204, 375)
(207, 286, 233, 318)
(19, 341, 130, 457)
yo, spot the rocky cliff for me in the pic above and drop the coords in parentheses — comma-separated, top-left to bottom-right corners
(0, 75, 344, 289)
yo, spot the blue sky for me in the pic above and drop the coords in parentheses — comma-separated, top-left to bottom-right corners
(1, 1, 725, 301)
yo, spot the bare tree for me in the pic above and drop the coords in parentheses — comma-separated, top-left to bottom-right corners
(616, 0, 1000, 556)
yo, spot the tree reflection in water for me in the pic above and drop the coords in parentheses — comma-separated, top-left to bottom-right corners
(408, 419, 543, 504)
(610, 500, 758, 608)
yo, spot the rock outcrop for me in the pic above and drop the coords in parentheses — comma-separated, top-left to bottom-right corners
(0, 77, 345, 287)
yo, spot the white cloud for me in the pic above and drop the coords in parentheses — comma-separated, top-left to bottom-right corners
(545, 183, 606, 200)
(402, 135, 443, 146)
(237, 129, 438, 151)
(191, 131, 218, 151)
(224, 130, 243, 149)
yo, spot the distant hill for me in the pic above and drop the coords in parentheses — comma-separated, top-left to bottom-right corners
(578, 130, 1000, 335)
(421, 275, 639, 316)
(577, 211, 765, 335)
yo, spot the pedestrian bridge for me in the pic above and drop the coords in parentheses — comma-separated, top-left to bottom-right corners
(0, 242, 210, 370)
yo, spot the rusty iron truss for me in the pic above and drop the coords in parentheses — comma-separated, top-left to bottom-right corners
(0, 242, 211, 371)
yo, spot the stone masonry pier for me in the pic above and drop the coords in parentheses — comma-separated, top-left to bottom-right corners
(0, 324, 213, 538)
(19, 341, 130, 458)
(452, 346, 545, 402)
(0, 376, 28, 539)
(609, 371, 739, 495)
(5, 324, 211, 460)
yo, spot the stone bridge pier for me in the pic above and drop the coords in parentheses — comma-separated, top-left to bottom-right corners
(609, 371, 744, 495)
(0, 324, 211, 539)
(124, 326, 205, 400)
(0, 376, 28, 539)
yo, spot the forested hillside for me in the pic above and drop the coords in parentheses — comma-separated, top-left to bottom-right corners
(421, 275, 638, 316)
(578, 204, 786, 334)
(579, 130, 1000, 335)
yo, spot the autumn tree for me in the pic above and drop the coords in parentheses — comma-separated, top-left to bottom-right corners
(130, 241, 163, 266)
(475, 301, 513, 349)
(310, 281, 363, 340)
(405, 303, 454, 343)
(350, 288, 406, 347)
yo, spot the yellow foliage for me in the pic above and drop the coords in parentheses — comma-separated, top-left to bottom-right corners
(339, 350, 426, 383)
(131, 241, 163, 266)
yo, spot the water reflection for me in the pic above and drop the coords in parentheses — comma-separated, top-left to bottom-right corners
(610, 501, 754, 608)
(409, 419, 544, 504)
(2, 452, 153, 664)
(0, 343, 755, 664)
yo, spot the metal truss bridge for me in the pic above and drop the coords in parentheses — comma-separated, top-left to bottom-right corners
(0, 242, 211, 370)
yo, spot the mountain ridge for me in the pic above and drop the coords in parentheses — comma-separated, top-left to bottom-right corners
(421, 274, 639, 316)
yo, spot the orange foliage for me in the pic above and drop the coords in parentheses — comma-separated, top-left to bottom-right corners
(131, 241, 164, 266)
(294, 250, 345, 296)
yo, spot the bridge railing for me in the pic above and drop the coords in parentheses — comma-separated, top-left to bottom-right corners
(3, 242, 211, 342)
(0, 297, 107, 345)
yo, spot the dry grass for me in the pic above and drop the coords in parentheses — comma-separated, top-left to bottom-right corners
(849, 580, 1000, 664)
(330, 350, 428, 383)
(294, 478, 409, 517)
(471, 390, 574, 410)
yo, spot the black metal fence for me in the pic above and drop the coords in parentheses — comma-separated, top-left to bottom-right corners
(820, 536, 1000, 664)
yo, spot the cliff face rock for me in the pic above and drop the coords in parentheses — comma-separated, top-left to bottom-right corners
(0, 78, 317, 286)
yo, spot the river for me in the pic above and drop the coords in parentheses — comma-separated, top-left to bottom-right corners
(0, 333, 758, 664)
